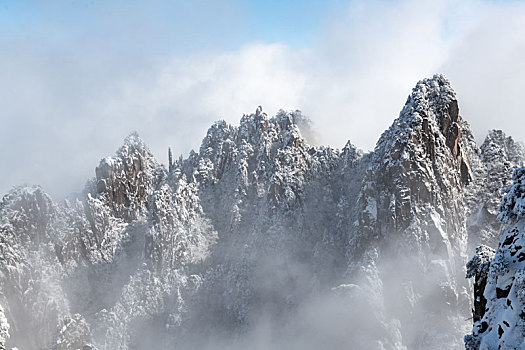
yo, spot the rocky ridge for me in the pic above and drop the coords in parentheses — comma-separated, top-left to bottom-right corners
(0, 75, 523, 349)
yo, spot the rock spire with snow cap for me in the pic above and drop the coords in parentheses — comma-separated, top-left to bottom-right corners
(355, 74, 473, 244)
(347, 74, 476, 349)
(94, 131, 162, 221)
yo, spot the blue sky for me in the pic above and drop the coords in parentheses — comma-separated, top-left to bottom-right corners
(0, 0, 346, 51)
(1, 0, 525, 198)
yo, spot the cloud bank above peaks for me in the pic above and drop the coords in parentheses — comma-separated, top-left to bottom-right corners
(1, 0, 524, 198)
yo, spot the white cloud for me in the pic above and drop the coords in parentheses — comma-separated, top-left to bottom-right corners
(1, 0, 525, 198)
(441, 1, 525, 144)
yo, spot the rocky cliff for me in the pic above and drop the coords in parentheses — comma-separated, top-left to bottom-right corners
(0, 75, 523, 350)
(465, 168, 525, 349)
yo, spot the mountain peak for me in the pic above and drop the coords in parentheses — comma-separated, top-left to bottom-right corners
(374, 74, 471, 186)
(117, 131, 150, 156)
(481, 129, 525, 166)
(0, 185, 54, 246)
(1, 185, 54, 218)
(93, 133, 161, 220)
(3, 75, 524, 350)
(403, 74, 458, 132)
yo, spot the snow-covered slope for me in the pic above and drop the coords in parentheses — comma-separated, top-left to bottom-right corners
(466, 130, 525, 250)
(465, 168, 525, 349)
(0, 75, 521, 349)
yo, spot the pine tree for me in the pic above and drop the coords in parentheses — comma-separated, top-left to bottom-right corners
(168, 147, 173, 172)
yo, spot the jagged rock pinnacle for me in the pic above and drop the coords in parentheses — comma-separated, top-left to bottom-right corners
(1, 76, 523, 350)
(94, 132, 160, 220)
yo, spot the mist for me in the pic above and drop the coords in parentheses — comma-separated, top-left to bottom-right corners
(110, 228, 468, 350)
(0, 93, 519, 349)
(1, 1, 523, 349)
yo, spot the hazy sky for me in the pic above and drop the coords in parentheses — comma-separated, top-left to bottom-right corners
(1, 0, 524, 199)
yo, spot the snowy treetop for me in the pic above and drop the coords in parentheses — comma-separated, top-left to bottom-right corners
(499, 167, 525, 223)
(466, 245, 495, 278)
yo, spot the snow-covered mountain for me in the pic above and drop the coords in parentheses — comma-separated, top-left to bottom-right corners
(0, 75, 523, 350)
(465, 168, 525, 349)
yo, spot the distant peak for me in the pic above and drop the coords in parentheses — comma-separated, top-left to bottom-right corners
(425, 73, 452, 88)
(486, 129, 507, 140)
(343, 140, 357, 152)
(481, 130, 510, 153)
(482, 129, 523, 149)
(0, 185, 54, 229)
(95, 132, 159, 192)
(109, 132, 155, 162)
(236, 108, 312, 147)
(1, 185, 52, 206)
(122, 131, 146, 148)
(5, 184, 45, 196)
(239, 106, 269, 128)
(481, 129, 525, 165)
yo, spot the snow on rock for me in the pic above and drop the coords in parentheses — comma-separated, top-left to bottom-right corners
(93, 131, 161, 221)
(0, 305, 9, 350)
(466, 245, 495, 332)
(466, 168, 525, 349)
(465, 130, 525, 249)
(499, 168, 525, 224)
(0, 76, 521, 350)
(52, 314, 94, 350)
(0, 186, 54, 247)
(348, 74, 474, 349)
